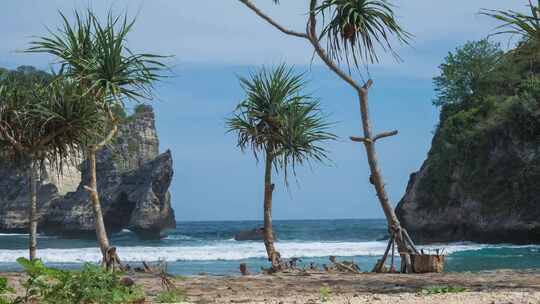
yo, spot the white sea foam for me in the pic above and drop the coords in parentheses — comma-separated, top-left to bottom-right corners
(0, 241, 523, 263)
(0, 233, 53, 238)
(163, 234, 194, 241)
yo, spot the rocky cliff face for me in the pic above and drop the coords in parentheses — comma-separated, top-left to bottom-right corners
(0, 105, 175, 238)
(396, 103, 540, 244)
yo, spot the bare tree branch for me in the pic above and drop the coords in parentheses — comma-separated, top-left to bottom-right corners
(373, 130, 398, 142)
(238, 0, 309, 39)
(349, 136, 371, 143)
(350, 130, 399, 143)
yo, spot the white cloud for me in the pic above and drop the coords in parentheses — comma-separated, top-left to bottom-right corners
(0, 0, 529, 75)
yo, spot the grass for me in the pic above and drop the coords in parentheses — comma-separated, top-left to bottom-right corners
(319, 286, 332, 302)
(154, 288, 187, 303)
(420, 286, 469, 295)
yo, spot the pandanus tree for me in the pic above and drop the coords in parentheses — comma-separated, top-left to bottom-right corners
(238, 0, 419, 272)
(28, 10, 166, 268)
(227, 65, 336, 271)
(0, 74, 104, 260)
(481, 0, 540, 70)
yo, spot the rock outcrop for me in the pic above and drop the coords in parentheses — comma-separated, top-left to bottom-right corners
(396, 104, 540, 244)
(0, 105, 175, 238)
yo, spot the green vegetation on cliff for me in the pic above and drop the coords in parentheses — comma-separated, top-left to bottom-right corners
(420, 39, 540, 212)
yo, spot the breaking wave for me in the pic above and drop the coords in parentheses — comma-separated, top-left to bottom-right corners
(0, 241, 520, 263)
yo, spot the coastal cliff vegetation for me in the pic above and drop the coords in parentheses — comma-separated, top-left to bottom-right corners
(421, 39, 540, 212)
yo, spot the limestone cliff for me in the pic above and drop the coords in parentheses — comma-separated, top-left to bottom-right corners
(0, 105, 175, 238)
(396, 99, 540, 244)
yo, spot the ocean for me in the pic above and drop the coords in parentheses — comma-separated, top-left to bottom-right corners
(0, 219, 538, 275)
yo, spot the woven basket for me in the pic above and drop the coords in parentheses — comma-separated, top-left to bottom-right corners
(411, 254, 445, 273)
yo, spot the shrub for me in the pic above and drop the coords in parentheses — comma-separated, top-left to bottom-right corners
(16, 258, 145, 304)
(0, 277, 14, 304)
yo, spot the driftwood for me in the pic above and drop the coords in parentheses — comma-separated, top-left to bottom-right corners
(101, 246, 123, 272)
(329, 256, 361, 274)
(374, 235, 394, 273)
(142, 261, 153, 273)
(139, 260, 176, 291)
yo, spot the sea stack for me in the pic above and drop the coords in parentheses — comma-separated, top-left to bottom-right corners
(0, 105, 176, 238)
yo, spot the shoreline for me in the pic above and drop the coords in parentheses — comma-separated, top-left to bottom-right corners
(2, 269, 540, 303)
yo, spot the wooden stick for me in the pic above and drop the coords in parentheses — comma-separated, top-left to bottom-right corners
(390, 237, 395, 272)
(375, 235, 394, 273)
(403, 229, 420, 254)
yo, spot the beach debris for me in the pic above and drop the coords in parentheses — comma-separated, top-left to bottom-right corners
(101, 246, 123, 271)
(142, 261, 154, 273)
(329, 256, 361, 274)
(139, 260, 176, 291)
(240, 263, 250, 276)
(288, 257, 301, 269)
(158, 263, 176, 291)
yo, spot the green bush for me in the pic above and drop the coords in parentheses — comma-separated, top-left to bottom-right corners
(0, 277, 14, 304)
(0, 277, 13, 295)
(519, 75, 540, 100)
(15, 258, 145, 304)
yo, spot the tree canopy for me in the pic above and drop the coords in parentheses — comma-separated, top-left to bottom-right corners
(227, 65, 336, 180)
(433, 40, 505, 107)
(27, 10, 167, 118)
(0, 67, 105, 167)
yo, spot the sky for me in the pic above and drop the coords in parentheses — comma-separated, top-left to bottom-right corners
(0, 1, 527, 221)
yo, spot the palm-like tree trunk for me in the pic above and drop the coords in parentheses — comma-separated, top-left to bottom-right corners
(86, 147, 110, 255)
(84, 123, 121, 270)
(28, 161, 39, 260)
(263, 151, 281, 270)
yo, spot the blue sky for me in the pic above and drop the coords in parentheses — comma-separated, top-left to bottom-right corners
(0, 1, 526, 221)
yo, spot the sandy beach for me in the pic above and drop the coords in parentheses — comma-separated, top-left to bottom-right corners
(3, 269, 540, 303)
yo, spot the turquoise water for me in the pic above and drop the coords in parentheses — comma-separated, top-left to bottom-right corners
(0, 219, 538, 275)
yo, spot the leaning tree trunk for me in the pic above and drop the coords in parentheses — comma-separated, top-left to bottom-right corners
(356, 87, 417, 273)
(28, 160, 39, 260)
(85, 144, 121, 270)
(305, 2, 418, 273)
(86, 148, 110, 254)
(262, 151, 282, 270)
